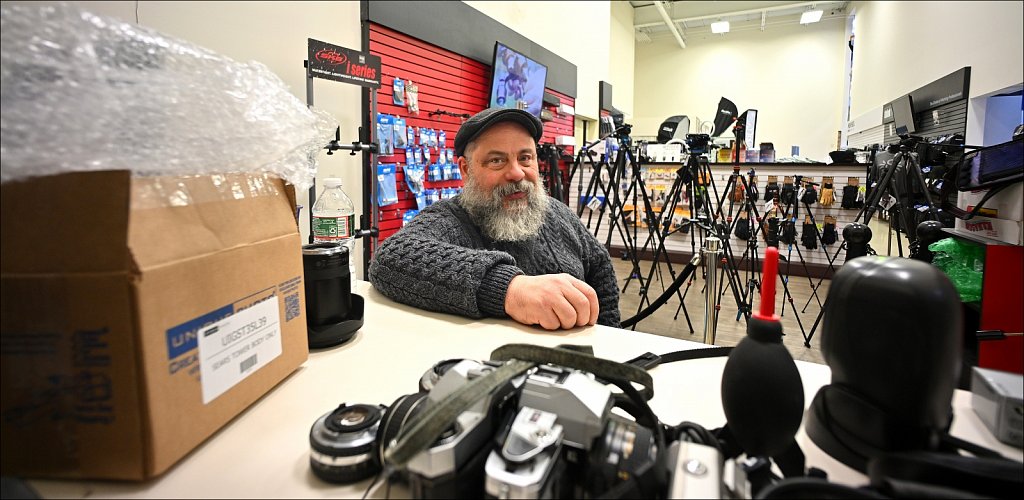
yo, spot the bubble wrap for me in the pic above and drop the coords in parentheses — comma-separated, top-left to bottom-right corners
(0, 2, 336, 190)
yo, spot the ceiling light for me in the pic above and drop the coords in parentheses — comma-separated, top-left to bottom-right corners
(711, 21, 730, 34)
(800, 10, 823, 24)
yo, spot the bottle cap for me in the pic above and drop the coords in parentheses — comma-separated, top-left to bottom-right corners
(323, 177, 342, 188)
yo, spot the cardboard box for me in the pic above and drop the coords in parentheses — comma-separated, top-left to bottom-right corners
(957, 183, 1024, 221)
(954, 215, 1024, 245)
(971, 367, 1023, 447)
(1, 171, 309, 480)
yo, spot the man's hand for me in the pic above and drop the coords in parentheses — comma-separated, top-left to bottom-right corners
(504, 274, 600, 330)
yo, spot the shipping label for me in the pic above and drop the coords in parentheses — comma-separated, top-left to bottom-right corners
(196, 297, 282, 404)
(164, 276, 302, 382)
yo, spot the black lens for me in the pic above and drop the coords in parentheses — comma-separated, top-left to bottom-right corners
(309, 403, 384, 484)
(302, 243, 351, 327)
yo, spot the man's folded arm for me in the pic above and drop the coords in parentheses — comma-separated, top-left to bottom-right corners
(369, 232, 522, 319)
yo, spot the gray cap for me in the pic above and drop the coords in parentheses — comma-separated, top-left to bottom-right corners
(453, 107, 544, 157)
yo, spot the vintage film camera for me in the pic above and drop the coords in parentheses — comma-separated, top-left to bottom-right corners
(309, 356, 722, 498)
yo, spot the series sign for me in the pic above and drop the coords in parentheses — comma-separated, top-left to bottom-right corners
(307, 38, 381, 89)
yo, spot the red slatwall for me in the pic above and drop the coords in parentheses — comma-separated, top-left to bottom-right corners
(369, 23, 574, 243)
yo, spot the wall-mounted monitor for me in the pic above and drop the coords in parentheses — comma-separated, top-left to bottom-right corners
(489, 42, 548, 117)
(890, 94, 916, 135)
(599, 81, 613, 112)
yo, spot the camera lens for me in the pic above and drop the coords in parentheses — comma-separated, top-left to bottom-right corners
(309, 403, 385, 484)
(302, 243, 351, 328)
(586, 416, 658, 497)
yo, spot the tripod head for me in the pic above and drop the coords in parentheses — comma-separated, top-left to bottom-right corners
(613, 123, 633, 138)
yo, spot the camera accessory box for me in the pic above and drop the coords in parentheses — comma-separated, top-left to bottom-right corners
(0, 171, 309, 480)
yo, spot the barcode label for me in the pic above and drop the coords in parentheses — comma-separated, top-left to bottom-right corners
(240, 354, 258, 373)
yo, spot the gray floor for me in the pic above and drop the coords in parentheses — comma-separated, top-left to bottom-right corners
(613, 256, 829, 365)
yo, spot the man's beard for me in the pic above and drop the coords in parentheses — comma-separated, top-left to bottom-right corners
(460, 174, 549, 242)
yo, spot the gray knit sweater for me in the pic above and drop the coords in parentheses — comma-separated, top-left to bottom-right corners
(368, 196, 621, 327)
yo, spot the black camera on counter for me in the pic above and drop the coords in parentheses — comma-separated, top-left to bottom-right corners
(309, 357, 722, 498)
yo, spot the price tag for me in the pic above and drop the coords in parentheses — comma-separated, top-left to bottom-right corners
(197, 298, 282, 404)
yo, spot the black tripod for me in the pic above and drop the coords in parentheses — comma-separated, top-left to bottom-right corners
(574, 126, 691, 324)
(862, 137, 940, 254)
(801, 137, 942, 347)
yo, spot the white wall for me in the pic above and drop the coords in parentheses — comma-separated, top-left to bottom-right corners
(848, 1, 1024, 130)
(633, 19, 848, 161)
(39, 1, 366, 275)
(608, 1, 636, 118)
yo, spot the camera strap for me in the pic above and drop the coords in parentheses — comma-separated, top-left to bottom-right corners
(383, 358, 535, 468)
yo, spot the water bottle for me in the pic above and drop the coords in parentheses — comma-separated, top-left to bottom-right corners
(312, 178, 356, 283)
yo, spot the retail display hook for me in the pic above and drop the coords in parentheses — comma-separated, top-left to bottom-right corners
(325, 126, 378, 156)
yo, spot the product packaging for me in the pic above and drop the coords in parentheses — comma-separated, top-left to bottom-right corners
(1, 172, 308, 480)
(404, 163, 425, 194)
(406, 81, 419, 114)
(402, 210, 418, 226)
(394, 117, 407, 149)
(377, 163, 398, 207)
(376, 114, 394, 156)
(392, 78, 405, 106)
(929, 237, 985, 302)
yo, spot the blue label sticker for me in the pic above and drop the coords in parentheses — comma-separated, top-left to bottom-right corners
(166, 304, 234, 360)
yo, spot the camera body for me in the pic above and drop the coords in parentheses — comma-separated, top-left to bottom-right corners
(686, 133, 712, 155)
(310, 357, 722, 499)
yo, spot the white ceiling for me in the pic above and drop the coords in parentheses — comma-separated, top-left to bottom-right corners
(630, 1, 850, 43)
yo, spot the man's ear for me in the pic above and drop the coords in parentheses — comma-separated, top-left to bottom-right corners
(457, 156, 469, 179)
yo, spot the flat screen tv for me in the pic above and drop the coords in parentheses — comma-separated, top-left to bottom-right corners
(891, 94, 916, 135)
(489, 42, 548, 117)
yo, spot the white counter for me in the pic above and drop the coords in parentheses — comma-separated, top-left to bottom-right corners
(28, 281, 1022, 498)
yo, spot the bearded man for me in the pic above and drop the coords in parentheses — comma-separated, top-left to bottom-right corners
(368, 107, 620, 329)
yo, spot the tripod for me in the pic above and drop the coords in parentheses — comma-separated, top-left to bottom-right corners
(862, 138, 940, 254)
(801, 137, 940, 347)
(573, 126, 693, 326)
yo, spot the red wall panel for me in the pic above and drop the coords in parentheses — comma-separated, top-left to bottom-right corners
(369, 23, 574, 243)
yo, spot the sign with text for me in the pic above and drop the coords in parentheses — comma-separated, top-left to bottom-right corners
(308, 38, 381, 89)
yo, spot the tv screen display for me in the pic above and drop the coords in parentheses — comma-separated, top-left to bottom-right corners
(489, 42, 548, 117)
(891, 94, 916, 135)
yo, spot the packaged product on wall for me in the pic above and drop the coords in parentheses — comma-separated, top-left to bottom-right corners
(404, 163, 425, 194)
(377, 163, 398, 207)
(438, 130, 447, 149)
(376, 114, 394, 156)
(407, 125, 416, 147)
(406, 81, 419, 114)
(402, 210, 418, 226)
(394, 117, 407, 149)
(393, 78, 405, 106)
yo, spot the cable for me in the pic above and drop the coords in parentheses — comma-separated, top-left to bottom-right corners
(621, 254, 700, 328)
